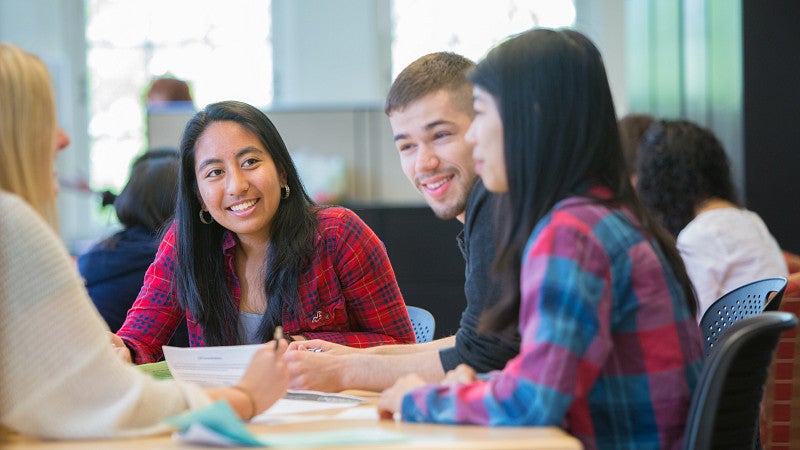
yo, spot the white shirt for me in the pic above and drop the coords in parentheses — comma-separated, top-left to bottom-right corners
(0, 192, 212, 439)
(677, 207, 788, 319)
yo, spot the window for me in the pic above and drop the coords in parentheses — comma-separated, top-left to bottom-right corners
(85, 0, 272, 199)
(390, 0, 576, 78)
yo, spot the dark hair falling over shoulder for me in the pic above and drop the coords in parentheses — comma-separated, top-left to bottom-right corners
(636, 119, 739, 237)
(469, 28, 697, 334)
(174, 100, 318, 345)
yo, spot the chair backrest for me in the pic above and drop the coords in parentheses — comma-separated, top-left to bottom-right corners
(699, 277, 788, 355)
(683, 311, 798, 450)
(406, 305, 435, 343)
(760, 272, 800, 448)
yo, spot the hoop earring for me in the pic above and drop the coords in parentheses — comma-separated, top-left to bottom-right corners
(199, 209, 214, 225)
(281, 184, 291, 200)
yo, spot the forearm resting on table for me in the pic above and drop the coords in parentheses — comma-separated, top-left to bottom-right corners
(364, 335, 456, 355)
(345, 350, 446, 391)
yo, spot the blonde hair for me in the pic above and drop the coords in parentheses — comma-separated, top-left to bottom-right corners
(0, 43, 58, 225)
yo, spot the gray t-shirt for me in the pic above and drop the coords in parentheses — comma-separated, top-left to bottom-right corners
(238, 311, 264, 345)
(438, 180, 521, 372)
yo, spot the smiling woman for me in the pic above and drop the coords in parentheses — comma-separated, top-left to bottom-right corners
(113, 101, 415, 364)
(193, 121, 286, 244)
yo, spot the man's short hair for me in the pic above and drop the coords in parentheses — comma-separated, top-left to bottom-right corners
(385, 52, 475, 117)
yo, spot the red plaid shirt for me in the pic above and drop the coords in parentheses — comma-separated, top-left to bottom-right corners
(117, 206, 414, 363)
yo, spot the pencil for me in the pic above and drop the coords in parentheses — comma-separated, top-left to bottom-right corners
(274, 325, 283, 350)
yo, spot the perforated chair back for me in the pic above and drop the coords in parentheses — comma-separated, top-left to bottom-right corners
(699, 277, 787, 355)
(683, 311, 798, 450)
(406, 305, 435, 343)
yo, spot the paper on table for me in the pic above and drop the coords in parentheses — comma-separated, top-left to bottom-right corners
(163, 344, 264, 387)
(167, 401, 410, 447)
(163, 345, 366, 419)
(251, 392, 365, 424)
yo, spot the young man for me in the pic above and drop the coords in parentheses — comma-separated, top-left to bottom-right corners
(284, 53, 520, 391)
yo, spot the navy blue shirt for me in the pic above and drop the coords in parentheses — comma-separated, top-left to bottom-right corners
(77, 225, 189, 347)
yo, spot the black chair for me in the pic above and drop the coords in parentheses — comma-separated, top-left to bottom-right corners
(683, 311, 797, 450)
(699, 277, 787, 355)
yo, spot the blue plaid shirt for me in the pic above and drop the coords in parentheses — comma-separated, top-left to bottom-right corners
(401, 186, 704, 450)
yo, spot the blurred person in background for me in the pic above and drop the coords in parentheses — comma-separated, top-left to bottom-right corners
(145, 76, 194, 111)
(78, 148, 189, 346)
(636, 119, 788, 318)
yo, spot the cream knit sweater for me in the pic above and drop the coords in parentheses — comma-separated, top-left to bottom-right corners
(0, 192, 212, 439)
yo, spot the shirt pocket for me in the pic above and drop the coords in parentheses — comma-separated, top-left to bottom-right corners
(300, 295, 347, 331)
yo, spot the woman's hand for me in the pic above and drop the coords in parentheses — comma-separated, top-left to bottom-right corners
(109, 332, 132, 363)
(236, 339, 290, 418)
(377, 373, 426, 420)
(207, 340, 289, 421)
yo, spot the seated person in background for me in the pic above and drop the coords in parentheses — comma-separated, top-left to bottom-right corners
(111, 100, 415, 364)
(378, 28, 703, 450)
(636, 119, 788, 317)
(0, 43, 287, 439)
(78, 148, 189, 347)
(617, 112, 655, 183)
(284, 52, 520, 392)
(145, 76, 195, 111)
(622, 115, 799, 284)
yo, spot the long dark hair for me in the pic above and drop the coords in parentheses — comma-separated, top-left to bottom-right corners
(636, 119, 739, 236)
(471, 28, 697, 333)
(175, 100, 317, 345)
(113, 148, 180, 233)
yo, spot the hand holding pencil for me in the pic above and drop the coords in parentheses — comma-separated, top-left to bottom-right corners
(274, 325, 284, 350)
(214, 328, 290, 421)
